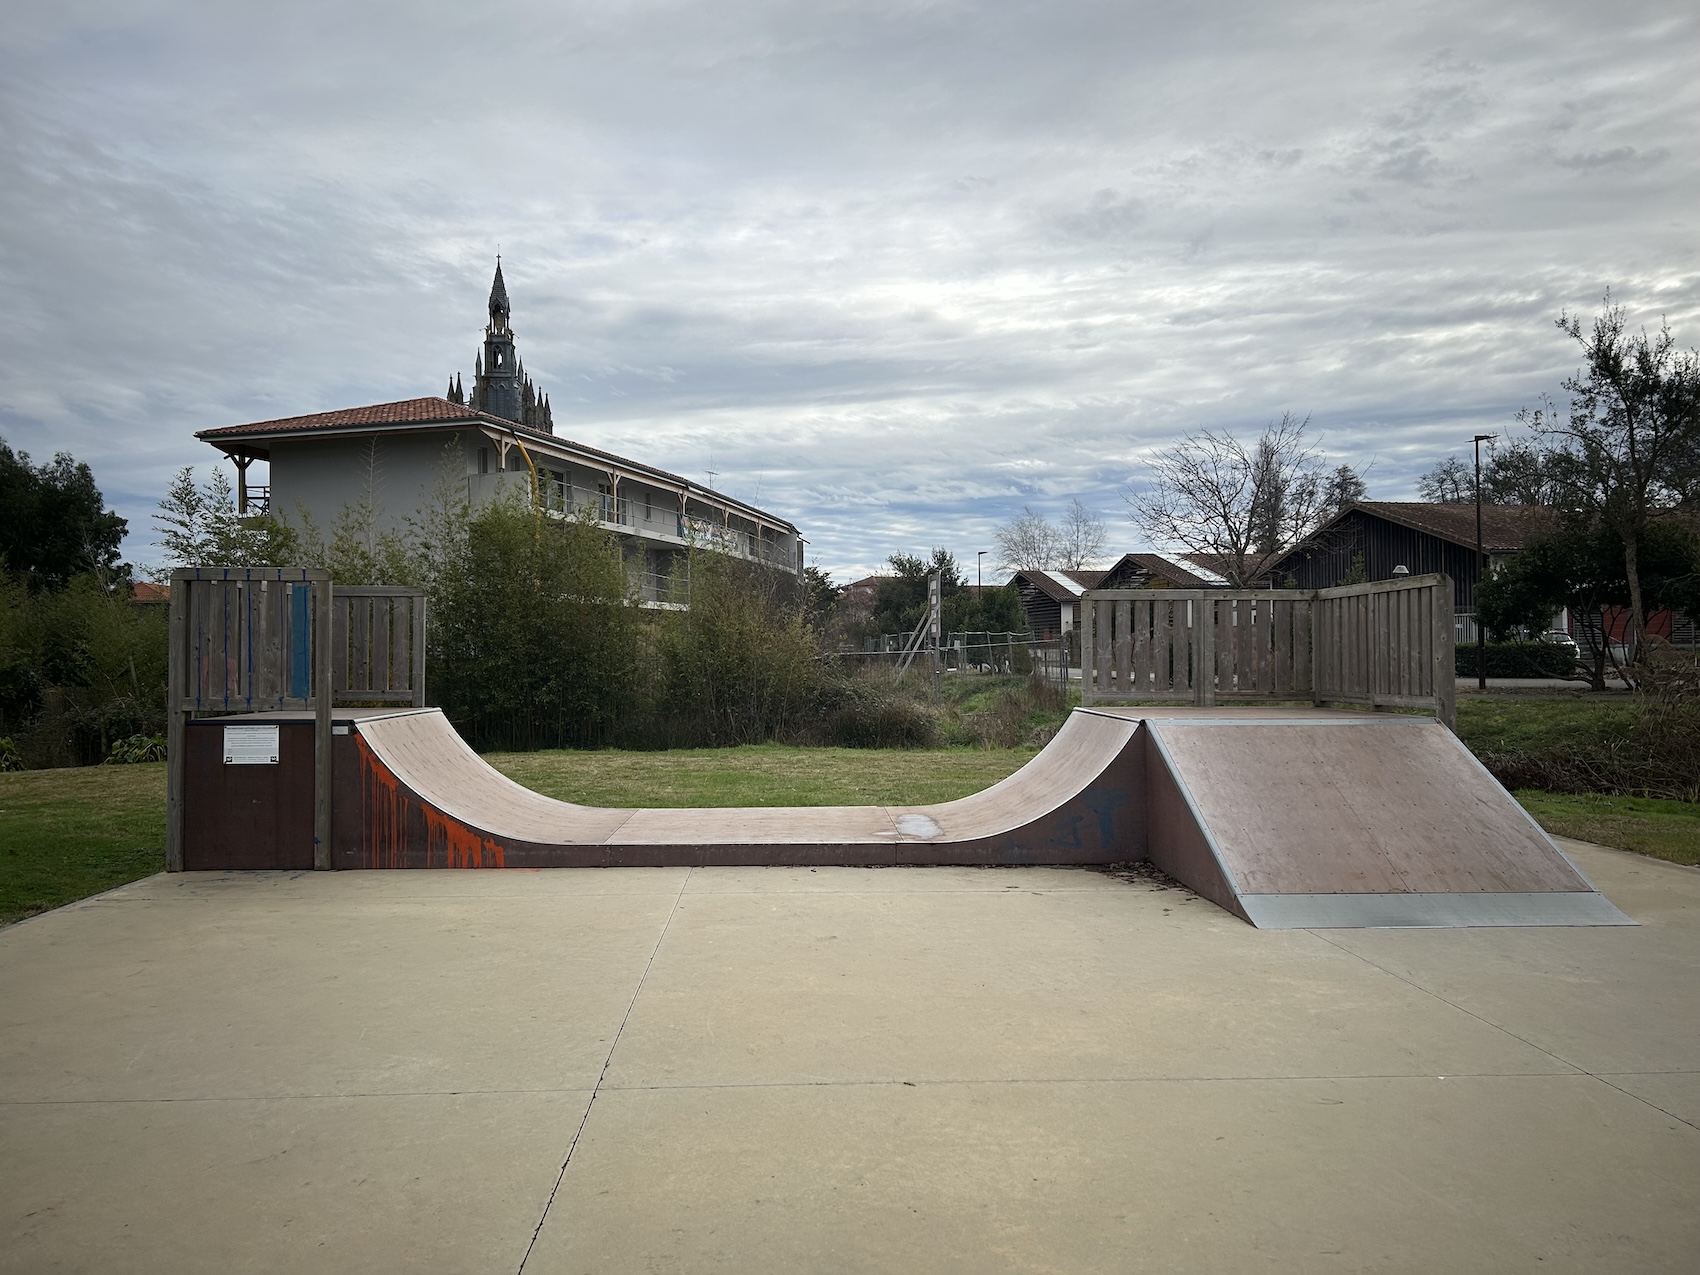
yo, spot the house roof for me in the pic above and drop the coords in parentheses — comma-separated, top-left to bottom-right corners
(1008, 568, 1108, 602)
(1272, 501, 1548, 564)
(1099, 553, 1229, 589)
(197, 396, 797, 533)
(130, 581, 170, 603)
(197, 397, 504, 439)
(1343, 501, 1547, 551)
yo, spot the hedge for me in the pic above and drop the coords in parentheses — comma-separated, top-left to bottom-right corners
(1454, 642, 1580, 679)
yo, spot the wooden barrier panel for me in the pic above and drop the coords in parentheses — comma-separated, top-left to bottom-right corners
(330, 586, 427, 707)
(1081, 575, 1454, 727)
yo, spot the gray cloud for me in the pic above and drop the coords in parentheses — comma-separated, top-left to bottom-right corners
(1, 0, 1697, 582)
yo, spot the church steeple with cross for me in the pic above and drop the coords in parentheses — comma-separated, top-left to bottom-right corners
(447, 259, 553, 433)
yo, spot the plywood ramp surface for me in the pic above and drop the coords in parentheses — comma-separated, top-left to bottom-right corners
(354, 708, 1139, 858)
(1149, 719, 1587, 895)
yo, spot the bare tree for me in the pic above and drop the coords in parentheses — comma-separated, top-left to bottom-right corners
(1127, 412, 1327, 587)
(994, 506, 1059, 572)
(1417, 456, 1472, 503)
(1523, 296, 1700, 654)
(1056, 498, 1107, 570)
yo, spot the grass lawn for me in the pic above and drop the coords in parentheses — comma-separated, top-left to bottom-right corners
(486, 745, 1039, 808)
(0, 763, 166, 926)
(1515, 790, 1700, 868)
(1454, 697, 1639, 755)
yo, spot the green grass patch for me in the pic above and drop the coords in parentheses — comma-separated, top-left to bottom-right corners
(0, 763, 166, 926)
(1516, 790, 1700, 868)
(486, 744, 1038, 808)
(1455, 697, 1638, 754)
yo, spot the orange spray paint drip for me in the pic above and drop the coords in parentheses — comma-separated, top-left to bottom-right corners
(356, 735, 505, 869)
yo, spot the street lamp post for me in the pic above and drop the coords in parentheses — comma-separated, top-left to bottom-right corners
(1473, 433, 1498, 691)
(976, 550, 986, 595)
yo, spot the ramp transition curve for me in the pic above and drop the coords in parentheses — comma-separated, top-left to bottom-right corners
(330, 706, 1628, 928)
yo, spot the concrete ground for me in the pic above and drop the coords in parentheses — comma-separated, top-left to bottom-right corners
(2, 842, 1696, 1274)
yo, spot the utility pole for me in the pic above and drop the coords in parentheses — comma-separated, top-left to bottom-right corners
(1473, 433, 1497, 691)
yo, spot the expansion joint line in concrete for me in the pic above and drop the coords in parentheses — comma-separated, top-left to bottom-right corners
(516, 867, 693, 1273)
(1309, 931, 1700, 1135)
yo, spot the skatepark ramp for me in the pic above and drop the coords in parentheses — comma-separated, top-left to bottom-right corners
(290, 704, 1628, 929)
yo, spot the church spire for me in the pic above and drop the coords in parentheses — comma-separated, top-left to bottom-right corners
(488, 259, 510, 335)
(451, 256, 553, 432)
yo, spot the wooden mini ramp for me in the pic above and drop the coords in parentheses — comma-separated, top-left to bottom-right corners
(1124, 710, 1633, 928)
(316, 706, 1628, 927)
(339, 707, 1145, 869)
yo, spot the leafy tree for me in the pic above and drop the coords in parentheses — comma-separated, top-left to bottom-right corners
(429, 496, 639, 750)
(802, 564, 842, 631)
(1419, 439, 1557, 506)
(0, 438, 128, 590)
(1320, 464, 1368, 519)
(1475, 517, 1697, 690)
(872, 549, 964, 635)
(1519, 296, 1700, 652)
(152, 466, 297, 572)
(656, 550, 820, 746)
(1129, 412, 1327, 586)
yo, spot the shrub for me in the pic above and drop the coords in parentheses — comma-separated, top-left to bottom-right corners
(646, 551, 820, 747)
(1454, 642, 1579, 679)
(105, 733, 167, 764)
(0, 737, 22, 771)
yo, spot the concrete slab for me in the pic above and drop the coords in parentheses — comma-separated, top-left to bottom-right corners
(526, 1076, 1700, 1273)
(0, 1091, 589, 1275)
(1318, 843, 1700, 1074)
(606, 878, 1573, 1089)
(1, 840, 1696, 1272)
(0, 877, 683, 1102)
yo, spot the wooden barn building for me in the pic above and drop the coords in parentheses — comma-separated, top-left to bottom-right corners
(1269, 502, 1545, 612)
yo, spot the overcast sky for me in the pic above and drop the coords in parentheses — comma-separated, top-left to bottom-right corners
(2, 0, 1696, 582)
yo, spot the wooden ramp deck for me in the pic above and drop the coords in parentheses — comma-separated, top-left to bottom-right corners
(300, 705, 1629, 928)
(1090, 708, 1631, 928)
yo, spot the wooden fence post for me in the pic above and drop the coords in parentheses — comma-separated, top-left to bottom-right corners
(313, 575, 334, 871)
(1080, 597, 1095, 705)
(165, 571, 189, 872)
(1433, 575, 1457, 730)
(1197, 595, 1215, 707)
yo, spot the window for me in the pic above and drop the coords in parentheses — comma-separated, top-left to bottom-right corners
(477, 447, 490, 475)
(644, 490, 653, 521)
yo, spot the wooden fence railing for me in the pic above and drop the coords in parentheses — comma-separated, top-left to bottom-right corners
(1079, 573, 1455, 726)
(330, 586, 427, 707)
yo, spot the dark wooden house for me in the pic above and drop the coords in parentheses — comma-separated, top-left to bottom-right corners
(1008, 569, 1106, 638)
(1269, 502, 1546, 611)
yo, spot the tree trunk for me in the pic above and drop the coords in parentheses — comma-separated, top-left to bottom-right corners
(1623, 532, 1646, 662)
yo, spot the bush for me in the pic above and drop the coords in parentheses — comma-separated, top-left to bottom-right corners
(810, 668, 939, 748)
(0, 737, 22, 771)
(1454, 642, 1579, 679)
(105, 733, 167, 764)
(430, 499, 641, 751)
(643, 551, 821, 747)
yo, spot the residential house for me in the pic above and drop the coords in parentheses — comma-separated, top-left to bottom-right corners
(197, 265, 802, 601)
